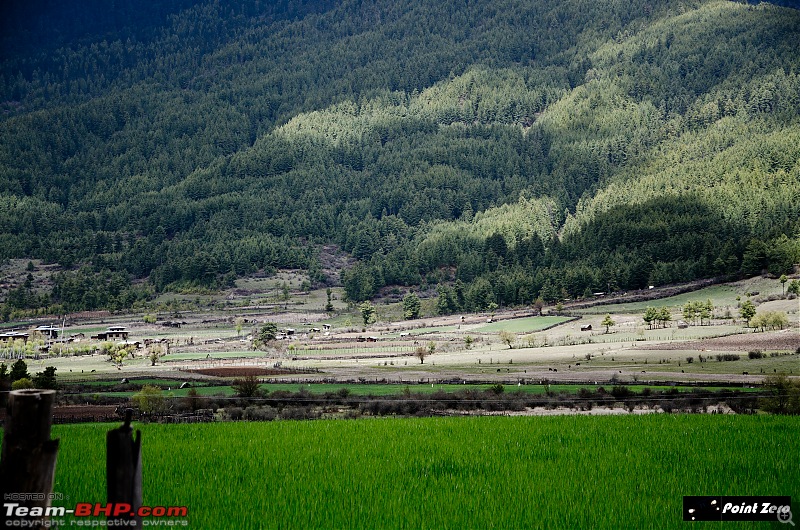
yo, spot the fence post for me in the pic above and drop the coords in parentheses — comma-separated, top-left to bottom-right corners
(0, 389, 60, 530)
(106, 409, 142, 529)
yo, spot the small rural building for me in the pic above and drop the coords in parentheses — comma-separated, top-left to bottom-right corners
(322, 324, 332, 331)
(580, 324, 592, 332)
(0, 331, 29, 343)
(92, 326, 130, 341)
(34, 325, 60, 339)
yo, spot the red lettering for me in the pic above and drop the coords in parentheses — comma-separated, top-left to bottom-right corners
(152, 506, 166, 517)
(75, 503, 92, 517)
(94, 503, 113, 516)
(167, 507, 188, 517)
(139, 507, 151, 517)
(113, 503, 132, 517)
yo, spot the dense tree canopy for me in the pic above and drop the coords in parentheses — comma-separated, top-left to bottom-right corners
(1, 0, 799, 314)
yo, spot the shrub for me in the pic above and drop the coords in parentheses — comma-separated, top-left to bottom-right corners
(610, 385, 632, 399)
(759, 374, 800, 415)
(225, 407, 244, 420)
(231, 375, 262, 397)
(748, 350, 764, 359)
(244, 405, 277, 421)
(132, 385, 166, 414)
(11, 377, 34, 390)
(488, 384, 504, 395)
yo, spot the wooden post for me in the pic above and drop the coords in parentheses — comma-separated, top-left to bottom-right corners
(106, 409, 142, 529)
(0, 389, 60, 530)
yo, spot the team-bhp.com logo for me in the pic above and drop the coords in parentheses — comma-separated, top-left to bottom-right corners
(4, 502, 188, 527)
(684, 496, 794, 525)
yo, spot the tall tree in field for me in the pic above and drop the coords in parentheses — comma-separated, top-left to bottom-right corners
(499, 330, 515, 349)
(740, 299, 757, 327)
(415, 346, 428, 364)
(402, 292, 421, 320)
(255, 322, 278, 348)
(9, 359, 29, 382)
(658, 307, 672, 328)
(601, 314, 615, 334)
(32, 366, 57, 389)
(643, 307, 658, 329)
(360, 301, 377, 326)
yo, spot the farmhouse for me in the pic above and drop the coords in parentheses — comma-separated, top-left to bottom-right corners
(34, 325, 60, 339)
(580, 324, 592, 331)
(92, 325, 130, 341)
(0, 331, 29, 343)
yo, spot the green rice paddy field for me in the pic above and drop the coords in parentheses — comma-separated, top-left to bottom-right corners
(36, 415, 800, 529)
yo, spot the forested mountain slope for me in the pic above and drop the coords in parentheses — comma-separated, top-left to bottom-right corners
(1, 0, 798, 315)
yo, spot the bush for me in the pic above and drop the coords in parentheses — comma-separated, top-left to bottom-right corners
(132, 385, 166, 413)
(243, 405, 277, 421)
(488, 384, 504, 395)
(11, 377, 34, 390)
(610, 385, 632, 399)
(759, 374, 800, 415)
(748, 350, 764, 359)
(231, 375, 262, 397)
(225, 407, 244, 420)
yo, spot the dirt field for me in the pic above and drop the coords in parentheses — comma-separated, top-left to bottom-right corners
(51, 405, 120, 423)
(642, 330, 799, 351)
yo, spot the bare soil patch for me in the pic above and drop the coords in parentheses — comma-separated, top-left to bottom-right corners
(52, 405, 120, 423)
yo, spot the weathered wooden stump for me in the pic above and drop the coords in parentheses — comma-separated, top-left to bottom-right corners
(0, 389, 60, 530)
(106, 408, 142, 529)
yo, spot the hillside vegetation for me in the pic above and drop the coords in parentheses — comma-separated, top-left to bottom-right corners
(1, 0, 799, 316)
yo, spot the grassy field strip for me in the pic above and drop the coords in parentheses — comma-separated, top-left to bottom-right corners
(39, 415, 800, 529)
(162, 351, 265, 361)
(473, 315, 572, 333)
(574, 278, 783, 315)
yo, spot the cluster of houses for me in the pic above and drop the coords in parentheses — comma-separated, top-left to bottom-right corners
(0, 325, 65, 344)
(276, 324, 331, 340)
(0, 324, 142, 351)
